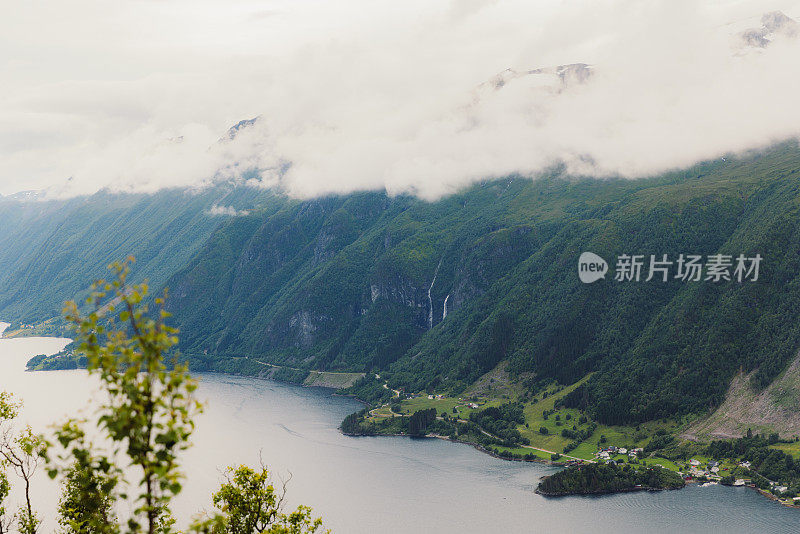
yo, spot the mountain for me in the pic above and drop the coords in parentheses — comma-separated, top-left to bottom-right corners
(739, 11, 799, 48)
(156, 142, 800, 427)
(0, 184, 272, 325)
(3, 143, 800, 431)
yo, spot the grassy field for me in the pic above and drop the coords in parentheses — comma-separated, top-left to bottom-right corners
(771, 441, 800, 459)
(514, 375, 681, 460)
(646, 457, 681, 471)
(371, 372, 688, 464)
(491, 445, 553, 461)
(517, 376, 592, 454)
(394, 395, 467, 416)
(2, 318, 64, 339)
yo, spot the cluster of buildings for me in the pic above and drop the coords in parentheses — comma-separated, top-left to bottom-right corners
(595, 446, 643, 462)
(452, 397, 481, 409)
(686, 459, 723, 480)
(763, 477, 795, 498)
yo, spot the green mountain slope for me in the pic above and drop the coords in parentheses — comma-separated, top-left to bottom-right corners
(4, 144, 800, 429)
(0, 185, 270, 325)
(165, 143, 800, 426)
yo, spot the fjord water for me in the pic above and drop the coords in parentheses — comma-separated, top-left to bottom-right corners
(1, 333, 798, 534)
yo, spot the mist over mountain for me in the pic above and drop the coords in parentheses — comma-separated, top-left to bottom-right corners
(3, 0, 800, 438)
(2, 2, 799, 200)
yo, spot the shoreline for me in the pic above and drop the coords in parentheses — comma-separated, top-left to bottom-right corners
(342, 428, 800, 508)
(342, 429, 570, 467)
(9, 324, 800, 511)
(535, 485, 683, 498)
(758, 488, 800, 509)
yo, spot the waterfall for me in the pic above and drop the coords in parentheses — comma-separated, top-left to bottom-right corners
(443, 294, 450, 320)
(428, 258, 443, 329)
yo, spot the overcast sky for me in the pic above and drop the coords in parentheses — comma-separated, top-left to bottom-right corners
(1, 0, 799, 198)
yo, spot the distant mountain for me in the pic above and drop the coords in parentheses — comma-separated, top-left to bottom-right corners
(224, 116, 261, 141)
(0, 184, 272, 324)
(481, 64, 593, 93)
(739, 11, 799, 49)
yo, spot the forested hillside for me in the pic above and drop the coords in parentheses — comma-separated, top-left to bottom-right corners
(164, 144, 800, 426)
(4, 144, 800, 428)
(0, 185, 270, 325)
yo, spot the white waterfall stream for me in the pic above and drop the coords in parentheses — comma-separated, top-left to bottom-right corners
(428, 258, 443, 329)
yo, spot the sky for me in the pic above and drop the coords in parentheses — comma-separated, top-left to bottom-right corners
(1, 0, 799, 199)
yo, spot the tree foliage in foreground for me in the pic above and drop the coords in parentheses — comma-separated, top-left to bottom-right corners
(0, 466, 9, 534)
(0, 392, 45, 534)
(0, 258, 327, 534)
(191, 465, 324, 534)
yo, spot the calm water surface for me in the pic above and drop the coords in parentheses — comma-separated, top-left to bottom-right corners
(0, 331, 797, 533)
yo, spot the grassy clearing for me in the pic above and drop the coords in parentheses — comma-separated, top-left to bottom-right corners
(647, 457, 681, 471)
(396, 394, 512, 420)
(2, 318, 63, 339)
(491, 445, 553, 460)
(771, 442, 800, 459)
(514, 375, 681, 459)
(370, 405, 397, 418)
(517, 376, 592, 453)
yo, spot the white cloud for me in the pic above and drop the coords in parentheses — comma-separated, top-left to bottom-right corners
(1, 0, 799, 199)
(208, 204, 250, 217)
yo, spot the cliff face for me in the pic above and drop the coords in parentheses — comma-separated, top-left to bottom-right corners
(165, 191, 447, 364)
(163, 183, 555, 366)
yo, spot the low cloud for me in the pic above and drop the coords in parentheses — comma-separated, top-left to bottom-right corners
(1, 0, 799, 199)
(208, 204, 250, 217)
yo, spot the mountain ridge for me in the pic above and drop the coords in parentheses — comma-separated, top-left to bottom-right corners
(3, 143, 800, 430)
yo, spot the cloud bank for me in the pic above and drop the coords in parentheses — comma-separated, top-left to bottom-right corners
(1, 0, 799, 199)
